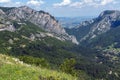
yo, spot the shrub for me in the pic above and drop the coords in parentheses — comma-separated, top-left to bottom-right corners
(19, 56, 50, 68)
(59, 58, 77, 76)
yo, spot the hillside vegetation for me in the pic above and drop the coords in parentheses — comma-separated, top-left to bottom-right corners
(0, 21, 113, 80)
(1, 6, 120, 80)
(0, 54, 78, 80)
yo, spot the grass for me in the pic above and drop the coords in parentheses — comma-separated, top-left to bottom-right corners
(0, 54, 78, 80)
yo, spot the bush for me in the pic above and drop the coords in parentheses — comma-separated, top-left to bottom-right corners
(19, 56, 50, 68)
(59, 58, 77, 76)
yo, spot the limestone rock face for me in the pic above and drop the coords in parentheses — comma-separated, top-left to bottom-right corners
(0, 9, 5, 15)
(66, 10, 120, 42)
(0, 6, 78, 44)
(6, 6, 66, 35)
(83, 10, 120, 40)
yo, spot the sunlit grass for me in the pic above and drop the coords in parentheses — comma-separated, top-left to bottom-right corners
(0, 54, 77, 80)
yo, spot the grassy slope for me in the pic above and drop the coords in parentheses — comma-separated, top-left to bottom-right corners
(0, 54, 78, 80)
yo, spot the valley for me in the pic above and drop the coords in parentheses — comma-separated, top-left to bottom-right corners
(0, 6, 120, 80)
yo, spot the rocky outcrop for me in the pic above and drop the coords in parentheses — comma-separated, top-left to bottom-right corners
(86, 10, 120, 39)
(6, 6, 66, 35)
(0, 6, 78, 44)
(0, 9, 5, 15)
(66, 10, 120, 43)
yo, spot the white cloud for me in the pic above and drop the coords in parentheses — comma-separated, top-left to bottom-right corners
(70, 0, 116, 8)
(101, 0, 114, 5)
(70, 2, 83, 8)
(0, 0, 10, 3)
(14, 2, 23, 6)
(2, 1, 24, 7)
(53, 0, 118, 8)
(27, 0, 44, 6)
(53, 0, 71, 7)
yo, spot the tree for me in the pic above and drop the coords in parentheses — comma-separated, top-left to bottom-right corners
(59, 58, 76, 76)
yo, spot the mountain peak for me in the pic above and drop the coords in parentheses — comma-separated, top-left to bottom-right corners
(19, 6, 31, 9)
(18, 6, 35, 13)
(99, 10, 120, 18)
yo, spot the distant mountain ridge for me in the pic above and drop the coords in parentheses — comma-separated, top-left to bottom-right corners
(56, 17, 93, 28)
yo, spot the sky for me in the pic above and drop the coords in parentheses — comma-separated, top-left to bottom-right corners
(0, 0, 120, 17)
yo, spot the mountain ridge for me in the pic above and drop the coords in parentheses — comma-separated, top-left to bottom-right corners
(66, 10, 120, 43)
(0, 6, 120, 80)
(0, 6, 78, 44)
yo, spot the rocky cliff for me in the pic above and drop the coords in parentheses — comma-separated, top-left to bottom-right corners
(0, 6, 78, 44)
(66, 10, 120, 43)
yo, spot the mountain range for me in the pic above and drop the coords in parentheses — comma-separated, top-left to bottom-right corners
(66, 10, 120, 47)
(0, 6, 78, 44)
(0, 6, 120, 80)
(56, 17, 93, 28)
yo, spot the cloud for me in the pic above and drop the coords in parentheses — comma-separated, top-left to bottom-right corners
(53, 0, 117, 8)
(53, 0, 71, 7)
(101, 0, 114, 5)
(2, 1, 24, 7)
(13, 2, 24, 7)
(27, 0, 44, 6)
(0, 0, 11, 3)
(70, 0, 116, 8)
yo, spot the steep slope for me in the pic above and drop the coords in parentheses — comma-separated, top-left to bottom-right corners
(82, 10, 120, 41)
(0, 54, 78, 80)
(66, 10, 120, 43)
(0, 21, 75, 65)
(0, 6, 82, 73)
(0, 6, 80, 73)
(65, 10, 120, 80)
(0, 6, 78, 44)
(1, 6, 120, 80)
(83, 25, 120, 47)
(6, 6, 65, 34)
(65, 20, 93, 41)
